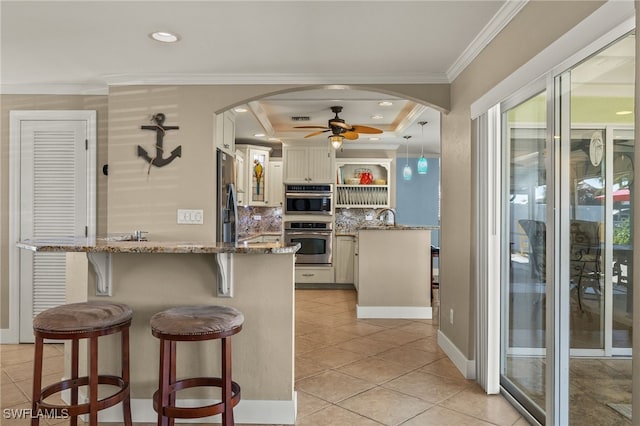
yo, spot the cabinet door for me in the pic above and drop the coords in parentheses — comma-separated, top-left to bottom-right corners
(235, 151, 245, 205)
(267, 160, 283, 207)
(248, 148, 269, 206)
(335, 236, 355, 284)
(283, 146, 309, 183)
(215, 111, 235, 154)
(307, 145, 334, 183)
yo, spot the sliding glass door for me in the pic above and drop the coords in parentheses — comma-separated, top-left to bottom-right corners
(501, 90, 548, 423)
(500, 32, 634, 424)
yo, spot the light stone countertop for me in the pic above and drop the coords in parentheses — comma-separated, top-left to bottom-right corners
(17, 236, 299, 255)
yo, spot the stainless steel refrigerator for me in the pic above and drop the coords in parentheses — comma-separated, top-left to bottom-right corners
(216, 149, 238, 243)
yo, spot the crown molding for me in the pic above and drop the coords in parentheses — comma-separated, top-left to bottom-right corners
(1, 84, 108, 95)
(102, 72, 451, 86)
(446, 0, 528, 82)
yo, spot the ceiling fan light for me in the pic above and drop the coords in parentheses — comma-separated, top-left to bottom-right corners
(329, 135, 343, 149)
(417, 155, 428, 174)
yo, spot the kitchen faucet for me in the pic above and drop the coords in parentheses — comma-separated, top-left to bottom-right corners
(377, 208, 396, 226)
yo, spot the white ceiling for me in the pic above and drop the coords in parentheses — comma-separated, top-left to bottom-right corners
(1, 0, 523, 155)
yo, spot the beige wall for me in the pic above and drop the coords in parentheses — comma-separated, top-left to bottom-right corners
(1, 84, 448, 335)
(0, 95, 108, 328)
(439, 1, 605, 358)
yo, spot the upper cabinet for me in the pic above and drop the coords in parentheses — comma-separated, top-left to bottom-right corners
(215, 110, 235, 155)
(335, 159, 392, 208)
(267, 159, 284, 207)
(235, 150, 245, 205)
(236, 145, 272, 206)
(283, 142, 335, 183)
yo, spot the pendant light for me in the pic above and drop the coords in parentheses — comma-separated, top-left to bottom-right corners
(417, 121, 428, 174)
(402, 135, 412, 181)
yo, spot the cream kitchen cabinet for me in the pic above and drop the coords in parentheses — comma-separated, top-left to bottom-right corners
(236, 145, 272, 206)
(335, 235, 356, 285)
(215, 110, 235, 155)
(267, 159, 284, 207)
(235, 149, 245, 205)
(335, 159, 391, 208)
(283, 142, 335, 183)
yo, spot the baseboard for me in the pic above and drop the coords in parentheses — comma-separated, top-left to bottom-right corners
(0, 327, 19, 344)
(356, 305, 432, 319)
(68, 394, 298, 424)
(437, 330, 476, 380)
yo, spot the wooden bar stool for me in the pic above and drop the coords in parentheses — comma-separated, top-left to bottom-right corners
(150, 305, 244, 426)
(31, 301, 133, 426)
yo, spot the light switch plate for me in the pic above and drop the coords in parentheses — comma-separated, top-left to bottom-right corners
(177, 209, 204, 224)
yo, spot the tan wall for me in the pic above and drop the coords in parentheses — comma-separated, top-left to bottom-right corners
(439, 1, 605, 358)
(0, 95, 108, 328)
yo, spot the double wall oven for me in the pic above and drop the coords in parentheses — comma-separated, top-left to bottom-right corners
(284, 221, 333, 266)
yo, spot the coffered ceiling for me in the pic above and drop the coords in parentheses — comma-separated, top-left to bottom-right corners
(1, 0, 526, 154)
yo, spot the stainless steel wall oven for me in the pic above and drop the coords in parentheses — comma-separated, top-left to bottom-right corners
(284, 184, 332, 215)
(284, 221, 333, 265)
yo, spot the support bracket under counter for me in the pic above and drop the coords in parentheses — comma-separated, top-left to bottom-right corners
(86, 252, 112, 296)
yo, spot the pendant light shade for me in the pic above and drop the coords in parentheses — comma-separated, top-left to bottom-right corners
(417, 156, 428, 174)
(417, 121, 428, 175)
(402, 135, 412, 181)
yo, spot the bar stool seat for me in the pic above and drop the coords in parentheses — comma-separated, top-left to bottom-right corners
(151, 305, 244, 426)
(32, 301, 133, 426)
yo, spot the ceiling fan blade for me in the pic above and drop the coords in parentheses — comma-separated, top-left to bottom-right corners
(304, 130, 330, 138)
(329, 120, 351, 130)
(351, 125, 383, 134)
(342, 131, 359, 140)
(294, 125, 330, 129)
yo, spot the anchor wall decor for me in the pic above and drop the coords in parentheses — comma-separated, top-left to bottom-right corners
(138, 113, 182, 171)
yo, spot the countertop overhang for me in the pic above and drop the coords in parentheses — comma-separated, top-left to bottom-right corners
(17, 236, 300, 255)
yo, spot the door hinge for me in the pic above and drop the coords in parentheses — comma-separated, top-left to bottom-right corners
(85, 139, 88, 150)
(85, 226, 88, 237)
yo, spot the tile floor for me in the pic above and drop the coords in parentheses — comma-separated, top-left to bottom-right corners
(1, 289, 527, 425)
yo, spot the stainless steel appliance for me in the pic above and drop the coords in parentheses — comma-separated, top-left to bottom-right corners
(284, 184, 332, 215)
(284, 221, 333, 265)
(216, 149, 238, 243)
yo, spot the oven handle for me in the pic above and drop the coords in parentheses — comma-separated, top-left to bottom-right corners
(285, 231, 333, 236)
(285, 192, 332, 198)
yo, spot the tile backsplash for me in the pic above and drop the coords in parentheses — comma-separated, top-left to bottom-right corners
(238, 206, 282, 238)
(335, 208, 391, 232)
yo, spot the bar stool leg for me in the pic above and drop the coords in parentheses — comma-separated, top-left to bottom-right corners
(157, 339, 171, 426)
(221, 337, 233, 426)
(89, 336, 99, 425)
(121, 327, 133, 426)
(70, 339, 79, 426)
(31, 336, 44, 426)
(168, 341, 176, 426)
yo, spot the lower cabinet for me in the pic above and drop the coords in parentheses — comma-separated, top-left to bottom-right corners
(335, 236, 356, 285)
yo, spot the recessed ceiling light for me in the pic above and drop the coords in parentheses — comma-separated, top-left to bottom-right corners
(378, 101, 393, 107)
(233, 107, 248, 113)
(268, 137, 280, 142)
(253, 133, 265, 137)
(616, 110, 633, 115)
(371, 115, 383, 120)
(150, 31, 180, 43)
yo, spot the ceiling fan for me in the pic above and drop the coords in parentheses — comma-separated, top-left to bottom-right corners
(294, 106, 383, 141)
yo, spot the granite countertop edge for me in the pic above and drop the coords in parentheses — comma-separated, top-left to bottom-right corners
(17, 237, 300, 255)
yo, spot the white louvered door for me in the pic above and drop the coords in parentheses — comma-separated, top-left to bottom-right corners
(19, 120, 88, 342)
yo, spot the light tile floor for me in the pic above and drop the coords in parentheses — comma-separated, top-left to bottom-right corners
(1, 289, 527, 425)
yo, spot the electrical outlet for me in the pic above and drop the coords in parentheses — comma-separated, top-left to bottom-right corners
(253, 215, 262, 221)
(177, 209, 204, 224)
(449, 308, 454, 325)
(365, 214, 373, 221)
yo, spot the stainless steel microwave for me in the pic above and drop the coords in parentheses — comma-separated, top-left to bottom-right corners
(284, 184, 332, 215)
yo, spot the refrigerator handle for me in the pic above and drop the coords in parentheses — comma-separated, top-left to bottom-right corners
(227, 183, 238, 243)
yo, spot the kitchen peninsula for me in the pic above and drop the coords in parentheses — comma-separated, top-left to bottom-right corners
(17, 237, 299, 425)
(355, 225, 438, 319)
